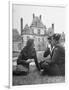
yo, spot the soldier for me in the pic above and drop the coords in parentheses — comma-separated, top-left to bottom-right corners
(40, 34, 65, 76)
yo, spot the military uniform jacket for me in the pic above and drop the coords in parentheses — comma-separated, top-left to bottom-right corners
(51, 44, 65, 65)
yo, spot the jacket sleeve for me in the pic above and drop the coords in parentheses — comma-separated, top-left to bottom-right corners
(51, 48, 59, 64)
(51, 45, 65, 65)
(43, 48, 50, 57)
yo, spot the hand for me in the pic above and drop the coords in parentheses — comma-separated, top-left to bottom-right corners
(26, 59, 32, 63)
(40, 69, 44, 75)
(40, 69, 44, 72)
(46, 59, 51, 63)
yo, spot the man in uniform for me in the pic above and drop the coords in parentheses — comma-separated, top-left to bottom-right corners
(39, 34, 65, 76)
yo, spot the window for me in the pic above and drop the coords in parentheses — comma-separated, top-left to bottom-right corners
(32, 29, 34, 34)
(38, 29, 40, 34)
(38, 38, 40, 42)
(42, 37, 44, 42)
(27, 36, 30, 41)
(50, 31, 51, 34)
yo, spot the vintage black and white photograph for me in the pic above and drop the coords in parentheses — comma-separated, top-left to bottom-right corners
(12, 4, 65, 86)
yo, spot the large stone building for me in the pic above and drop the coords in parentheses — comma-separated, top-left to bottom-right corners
(20, 14, 54, 51)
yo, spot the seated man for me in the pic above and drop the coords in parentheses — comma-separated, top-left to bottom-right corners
(39, 34, 65, 76)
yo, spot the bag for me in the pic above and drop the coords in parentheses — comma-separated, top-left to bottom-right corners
(13, 65, 29, 75)
(16, 65, 28, 72)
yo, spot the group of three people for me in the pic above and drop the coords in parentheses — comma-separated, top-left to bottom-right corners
(13, 33, 65, 76)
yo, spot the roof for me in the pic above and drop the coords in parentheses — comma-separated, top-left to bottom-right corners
(22, 15, 48, 35)
(23, 24, 30, 31)
(23, 24, 33, 34)
(12, 29, 22, 42)
(30, 16, 46, 29)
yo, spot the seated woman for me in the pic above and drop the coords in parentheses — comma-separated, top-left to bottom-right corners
(13, 39, 40, 75)
(40, 34, 65, 76)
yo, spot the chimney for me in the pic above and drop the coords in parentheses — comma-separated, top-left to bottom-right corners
(33, 13, 35, 19)
(52, 23, 54, 30)
(20, 17, 23, 35)
(39, 15, 42, 20)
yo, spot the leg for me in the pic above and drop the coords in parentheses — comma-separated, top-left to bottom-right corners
(39, 61, 50, 75)
(39, 60, 45, 69)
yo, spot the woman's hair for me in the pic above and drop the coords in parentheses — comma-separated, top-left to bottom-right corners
(26, 39, 34, 48)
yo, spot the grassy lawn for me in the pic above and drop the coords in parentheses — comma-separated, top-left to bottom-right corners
(13, 65, 65, 86)
(12, 51, 65, 86)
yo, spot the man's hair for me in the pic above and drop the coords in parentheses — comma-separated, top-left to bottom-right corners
(52, 34, 61, 41)
(48, 34, 61, 41)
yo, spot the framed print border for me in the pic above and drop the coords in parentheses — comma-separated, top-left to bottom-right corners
(9, 0, 66, 88)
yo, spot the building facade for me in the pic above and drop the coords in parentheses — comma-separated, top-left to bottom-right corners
(12, 29, 22, 52)
(20, 14, 54, 51)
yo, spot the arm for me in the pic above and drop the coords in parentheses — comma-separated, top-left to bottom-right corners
(34, 54, 41, 71)
(43, 48, 50, 57)
(26, 59, 32, 63)
(51, 48, 59, 64)
(32, 48, 41, 71)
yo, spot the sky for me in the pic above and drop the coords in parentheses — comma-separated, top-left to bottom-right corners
(12, 4, 66, 34)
